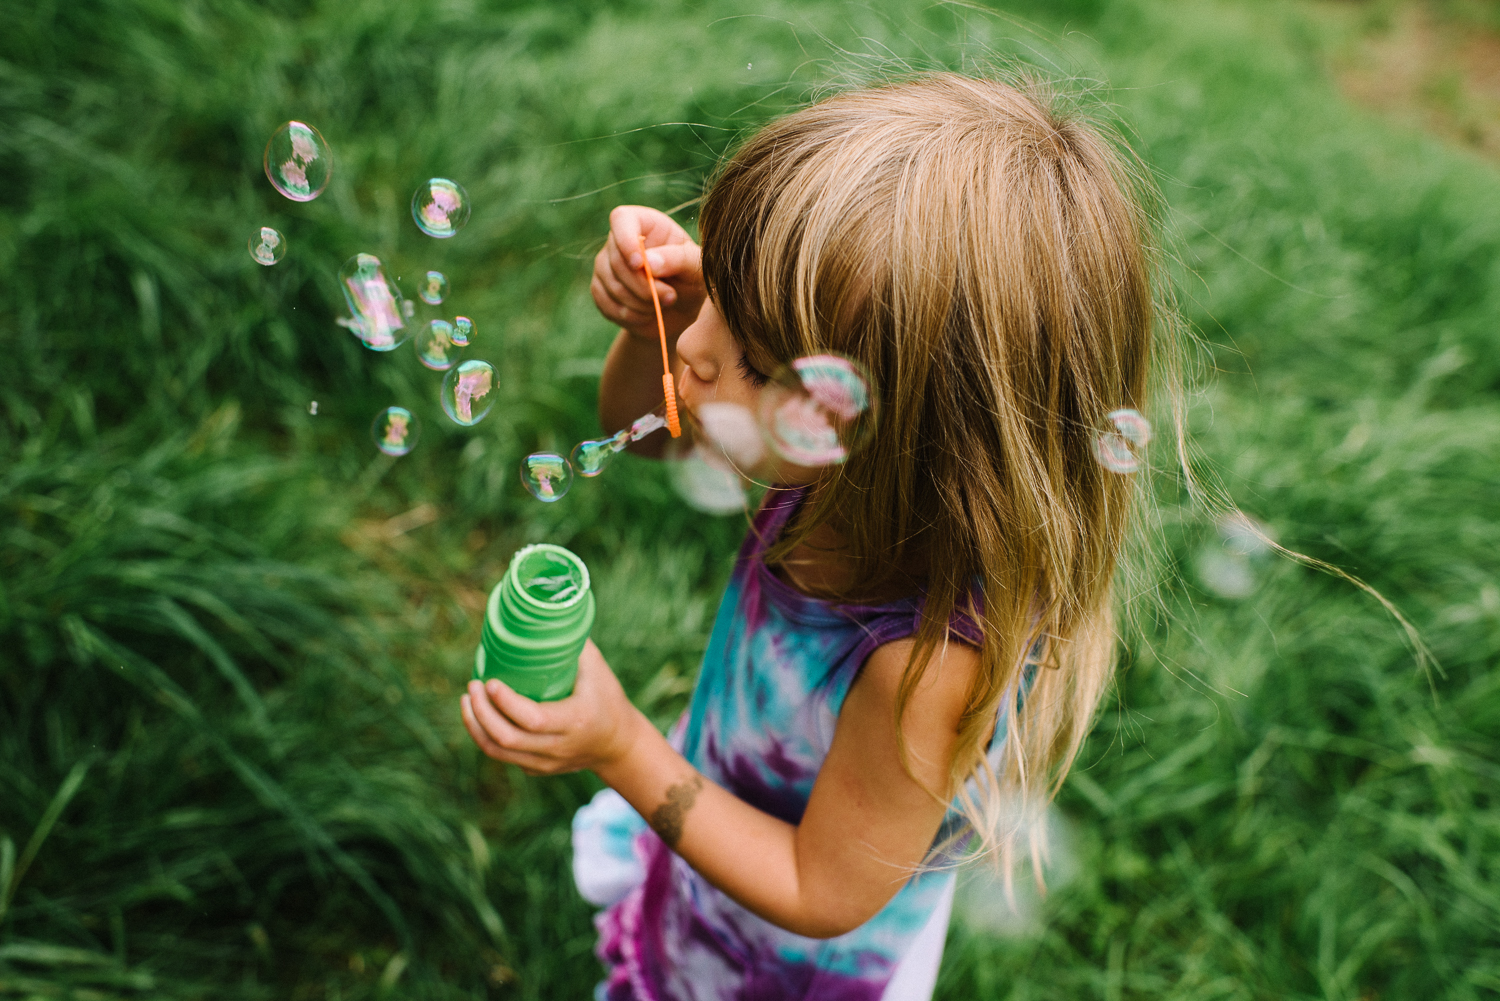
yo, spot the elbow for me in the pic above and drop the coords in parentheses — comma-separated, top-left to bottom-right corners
(782, 906, 875, 941)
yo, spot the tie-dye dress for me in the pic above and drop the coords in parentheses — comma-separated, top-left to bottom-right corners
(574, 487, 998, 1001)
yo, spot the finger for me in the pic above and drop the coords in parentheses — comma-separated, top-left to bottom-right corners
(484, 677, 564, 734)
(608, 205, 650, 264)
(465, 706, 561, 775)
(461, 693, 509, 758)
(571, 638, 621, 700)
(610, 205, 683, 261)
(466, 681, 559, 754)
(596, 257, 652, 314)
(607, 240, 679, 309)
(636, 209, 689, 255)
(591, 276, 655, 329)
(605, 231, 653, 302)
(639, 242, 702, 284)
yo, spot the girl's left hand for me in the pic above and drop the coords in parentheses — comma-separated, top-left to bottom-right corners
(461, 640, 646, 777)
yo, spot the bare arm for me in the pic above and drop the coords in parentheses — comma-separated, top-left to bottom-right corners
(463, 636, 980, 938)
(591, 206, 705, 457)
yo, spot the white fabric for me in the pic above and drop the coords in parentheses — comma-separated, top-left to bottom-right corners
(572, 788, 648, 908)
(879, 875, 954, 1000)
(575, 786, 956, 1000)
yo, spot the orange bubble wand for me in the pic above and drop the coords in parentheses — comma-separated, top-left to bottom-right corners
(638, 235, 681, 438)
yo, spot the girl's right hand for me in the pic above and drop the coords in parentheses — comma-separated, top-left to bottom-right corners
(591, 205, 705, 343)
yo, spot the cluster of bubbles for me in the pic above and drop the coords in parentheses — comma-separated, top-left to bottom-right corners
(514, 353, 883, 509)
(254, 123, 1152, 510)
(251, 120, 486, 453)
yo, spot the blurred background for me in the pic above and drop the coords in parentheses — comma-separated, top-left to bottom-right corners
(1, 0, 1496, 997)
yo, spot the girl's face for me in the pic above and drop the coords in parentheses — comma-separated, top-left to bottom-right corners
(674, 297, 818, 487)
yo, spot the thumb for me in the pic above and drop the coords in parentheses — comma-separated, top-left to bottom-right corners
(641, 241, 703, 284)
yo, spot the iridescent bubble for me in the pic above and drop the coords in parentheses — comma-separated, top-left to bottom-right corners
(411, 178, 471, 238)
(263, 121, 331, 202)
(1092, 408, 1152, 474)
(451, 316, 474, 347)
(337, 253, 409, 351)
(521, 452, 574, 503)
(697, 401, 765, 471)
(1196, 512, 1276, 600)
(757, 353, 877, 467)
(629, 411, 667, 441)
(667, 440, 746, 514)
(419, 270, 449, 305)
(1219, 511, 1274, 557)
(372, 406, 419, 457)
(1196, 548, 1256, 600)
(416, 319, 459, 371)
(248, 226, 286, 266)
(570, 430, 630, 477)
(441, 359, 496, 426)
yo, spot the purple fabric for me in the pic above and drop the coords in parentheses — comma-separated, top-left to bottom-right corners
(587, 488, 985, 1001)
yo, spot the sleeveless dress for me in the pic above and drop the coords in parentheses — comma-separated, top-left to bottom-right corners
(573, 487, 1007, 1001)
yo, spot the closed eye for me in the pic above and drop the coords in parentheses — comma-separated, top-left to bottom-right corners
(736, 352, 770, 388)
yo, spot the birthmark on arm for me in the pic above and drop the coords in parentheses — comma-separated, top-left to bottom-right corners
(650, 774, 705, 849)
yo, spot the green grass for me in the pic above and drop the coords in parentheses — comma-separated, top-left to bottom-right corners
(1, 0, 1496, 998)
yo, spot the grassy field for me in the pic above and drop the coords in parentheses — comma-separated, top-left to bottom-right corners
(1, 0, 1496, 998)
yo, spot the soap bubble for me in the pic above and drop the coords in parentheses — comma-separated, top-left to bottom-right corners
(757, 354, 877, 467)
(1092, 408, 1152, 474)
(412, 178, 471, 238)
(1196, 512, 1276, 600)
(696, 401, 765, 471)
(337, 253, 409, 351)
(416, 319, 459, 371)
(1219, 511, 1274, 557)
(667, 440, 746, 514)
(571, 430, 630, 477)
(248, 226, 286, 266)
(308, 401, 318, 415)
(441, 359, 497, 426)
(1196, 549, 1256, 600)
(451, 316, 474, 346)
(521, 452, 574, 503)
(372, 406, 419, 457)
(263, 121, 331, 202)
(419, 270, 449, 305)
(629, 411, 667, 441)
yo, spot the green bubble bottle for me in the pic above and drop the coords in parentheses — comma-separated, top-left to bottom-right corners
(474, 543, 595, 701)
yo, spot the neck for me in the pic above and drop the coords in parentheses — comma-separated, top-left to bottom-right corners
(769, 489, 927, 602)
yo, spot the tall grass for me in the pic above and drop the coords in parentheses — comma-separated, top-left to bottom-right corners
(1, 0, 1495, 998)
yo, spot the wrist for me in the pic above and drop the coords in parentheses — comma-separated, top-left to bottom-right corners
(594, 706, 657, 786)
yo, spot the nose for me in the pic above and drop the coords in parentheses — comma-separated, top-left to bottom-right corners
(675, 317, 719, 388)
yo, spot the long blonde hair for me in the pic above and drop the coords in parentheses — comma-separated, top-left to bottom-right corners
(699, 73, 1171, 868)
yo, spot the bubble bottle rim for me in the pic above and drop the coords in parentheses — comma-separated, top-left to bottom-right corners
(505, 543, 591, 612)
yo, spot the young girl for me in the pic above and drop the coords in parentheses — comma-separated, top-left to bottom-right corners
(462, 73, 1158, 1000)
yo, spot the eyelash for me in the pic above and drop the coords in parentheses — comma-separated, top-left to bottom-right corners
(737, 353, 770, 388)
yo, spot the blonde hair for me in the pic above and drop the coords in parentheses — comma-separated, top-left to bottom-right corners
(699, 73, 1172, 871)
